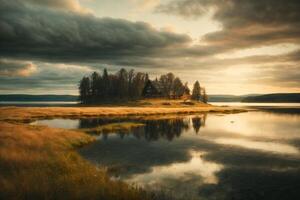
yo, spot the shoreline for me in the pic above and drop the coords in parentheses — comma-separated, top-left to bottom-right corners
(0, 105, 246, 122)
(0, 104, 246, 199)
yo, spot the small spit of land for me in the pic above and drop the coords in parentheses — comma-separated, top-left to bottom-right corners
(0, 99, 243, 122)
(0, 100, 245, 200)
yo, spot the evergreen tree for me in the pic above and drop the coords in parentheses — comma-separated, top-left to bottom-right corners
(132, 72, 147, 98)
(91, 72, 100, 100)
(202, 87, 208, 103)
(102, 68, 109, 98)
(191, 81, 201, 101)
(79, 77, 90, 103)
(184, 82, 190, 95)
(117, 68, 129, 98)
(128, 69, 135, 97)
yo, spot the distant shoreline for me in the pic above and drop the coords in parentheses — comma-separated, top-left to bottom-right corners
(2, 93, 300, 103)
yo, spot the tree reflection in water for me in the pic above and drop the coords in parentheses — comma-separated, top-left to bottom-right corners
(192, 115, 206, 134)
(78, 115, 207, 141)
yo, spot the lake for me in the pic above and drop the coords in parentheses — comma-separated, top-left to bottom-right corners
(0, 101, 78, 107)
(32, 106, 300, 200)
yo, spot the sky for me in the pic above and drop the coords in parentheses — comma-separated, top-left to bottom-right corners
(0, 0, 300, 95)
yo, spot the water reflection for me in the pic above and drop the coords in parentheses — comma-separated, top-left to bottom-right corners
(192, 115, 206, 134)
(127, 151, 222, 199)
(33, 108, 300, 200)
(78, 116, 206, 141)
(215, 138, 299, 155)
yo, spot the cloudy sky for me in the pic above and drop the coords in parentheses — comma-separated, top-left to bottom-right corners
(1, 0, 300, 95)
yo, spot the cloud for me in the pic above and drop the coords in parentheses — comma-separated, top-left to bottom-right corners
(156, 0, 214, 19)
(25, 0, 92, 13)
(156, 0, 300, 51)
(0, 0, 300, 94)
(0, 0, 191, 64)
(130, 0, 161, 10)
(249, 64, 300, 88)
(0, 61, 93, 94)
(0, 59, 37, 77)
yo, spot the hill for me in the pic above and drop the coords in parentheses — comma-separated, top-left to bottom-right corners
(208, 94, 258, 102)
(0, 94, 78, 102)
(242, 93, 300, 103)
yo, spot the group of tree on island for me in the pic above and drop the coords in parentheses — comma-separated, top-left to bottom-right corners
(79, 68, 208, 104)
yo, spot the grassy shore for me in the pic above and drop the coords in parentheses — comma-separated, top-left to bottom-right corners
(0, 99, 244, 122)
(0, 100, 245, 199)
(0, 122, 172, 200)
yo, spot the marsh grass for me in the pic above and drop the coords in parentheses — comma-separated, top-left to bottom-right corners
(0, 122, 162, 200)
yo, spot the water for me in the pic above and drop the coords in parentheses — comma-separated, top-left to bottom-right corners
(211, 102, 300, 107)
(33, 107, 300, 200)
(0, 101, 78, 106)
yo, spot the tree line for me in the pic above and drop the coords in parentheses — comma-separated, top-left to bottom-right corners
(79, 68, 208, 104)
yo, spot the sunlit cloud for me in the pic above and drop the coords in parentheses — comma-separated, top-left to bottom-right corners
(216, 43, 300, 59)
(0, 59, 37, 77)
(26, 0, 93, 14)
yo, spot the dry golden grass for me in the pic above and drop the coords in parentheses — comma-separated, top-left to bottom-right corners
(0, 122, 154, 200)
(0, 100, 244, 122)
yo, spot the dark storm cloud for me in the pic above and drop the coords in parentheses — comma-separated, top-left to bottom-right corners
(0, 0, 191, 63)
(156, 0, 300, 50)
(157, 0, 300, 26)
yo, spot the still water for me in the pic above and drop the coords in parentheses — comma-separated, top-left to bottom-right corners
(33, 107, 300, 200)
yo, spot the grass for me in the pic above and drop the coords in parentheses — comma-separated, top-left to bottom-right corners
(0, 122, 164, 200)
(0, 99, 245, 122)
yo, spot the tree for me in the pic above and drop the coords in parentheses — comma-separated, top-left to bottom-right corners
(184, 82, 190, 95)
(172, 77, 185, 98)
(102, 68, 109, 98)
(90, 72, 100, 100)
(191, 81, 201, 101)
(117, 68, 128, 98)
(202, 87, 208, 103)
(128, 69, 135, 97)
(132, 72, 147, 98)
(166, 73, 175, 97)
(78, 69, 207, 104)
(159, 73, 175, 98)
(79, 76, 90, 103)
